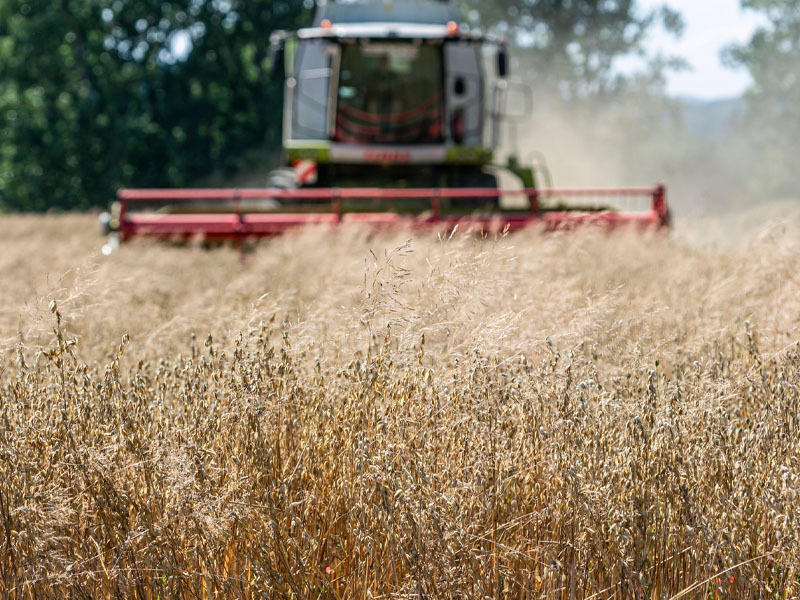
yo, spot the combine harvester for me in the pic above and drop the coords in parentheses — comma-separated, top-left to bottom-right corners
(102, 0, 668, 250)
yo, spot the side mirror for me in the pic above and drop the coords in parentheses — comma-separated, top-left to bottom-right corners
(497, 46, 509, 78)
(270, 32, 286, 81)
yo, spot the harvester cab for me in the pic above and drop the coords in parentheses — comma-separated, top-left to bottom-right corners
(103, 0, 668, 250)
(269, 0, 526, 198)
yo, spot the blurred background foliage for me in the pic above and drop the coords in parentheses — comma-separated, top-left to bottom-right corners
(0, 0, 308, 211)
(724, 0, 800, 199)
(0, 0, 797, 212)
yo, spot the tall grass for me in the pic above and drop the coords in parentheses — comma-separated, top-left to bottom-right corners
(0, 215, 798, 598)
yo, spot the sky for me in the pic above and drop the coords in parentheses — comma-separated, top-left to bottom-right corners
(639, 0, 766, 100)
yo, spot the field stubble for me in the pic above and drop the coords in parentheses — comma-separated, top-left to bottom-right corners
(0, 214, 799, 598)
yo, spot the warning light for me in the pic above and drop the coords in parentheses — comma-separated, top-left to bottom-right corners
(321, 19, 332, 30)
(447, 21, 460, 36)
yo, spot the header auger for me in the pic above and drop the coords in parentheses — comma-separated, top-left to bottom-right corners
(102, 0, 669, 251)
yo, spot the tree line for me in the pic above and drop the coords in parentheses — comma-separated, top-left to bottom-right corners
(0, 0, 307, 211)
(0, 0, 797, 212)
(725, 0, 800, 200)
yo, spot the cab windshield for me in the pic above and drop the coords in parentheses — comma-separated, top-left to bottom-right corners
(336, 42, 443, 144)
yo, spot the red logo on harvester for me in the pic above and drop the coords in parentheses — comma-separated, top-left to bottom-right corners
(363, 150, 412, 163)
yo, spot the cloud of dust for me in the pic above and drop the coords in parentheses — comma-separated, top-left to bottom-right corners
(496, 61, 800, 237)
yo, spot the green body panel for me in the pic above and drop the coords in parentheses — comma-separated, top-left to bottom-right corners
(445, 147, 493, 165)
(286, 142, 331, 163)
(285, 143, 492, 166)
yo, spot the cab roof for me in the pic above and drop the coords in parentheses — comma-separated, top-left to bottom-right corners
(313, 0, 460, 27)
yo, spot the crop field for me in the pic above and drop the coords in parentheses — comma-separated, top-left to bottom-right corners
(0, 213, 799, 599)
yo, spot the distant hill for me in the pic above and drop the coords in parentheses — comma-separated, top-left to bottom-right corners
(679, 96, 745, 141)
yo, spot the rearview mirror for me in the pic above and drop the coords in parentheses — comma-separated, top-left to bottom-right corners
(270, 32, 286, 81)
(497, 46, 509, 78)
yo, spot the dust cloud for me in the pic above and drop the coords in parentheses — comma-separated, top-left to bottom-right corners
(497, 73, 799, 241)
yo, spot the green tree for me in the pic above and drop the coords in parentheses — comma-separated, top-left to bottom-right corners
(0, 0, 110, 210)
(725, 1, 800, 197)
(0, 0, 307, 212)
